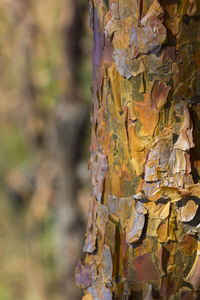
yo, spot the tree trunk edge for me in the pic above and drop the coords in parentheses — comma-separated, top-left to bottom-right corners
(77, 1, 200, 299)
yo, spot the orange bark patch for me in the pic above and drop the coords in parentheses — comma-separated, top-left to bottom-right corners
(179, 235, 197, 256)
(157, 220, 168, 243)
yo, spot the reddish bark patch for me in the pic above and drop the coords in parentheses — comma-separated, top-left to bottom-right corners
(151, 81, 171, 111)
(160, 276, 176, 298)
(103, 38, 113, 67)
(121, 232, 129, 277)
(159, 246, 170, 273)
(182, 291, 195, 300)
(133, 254, 160, 283)
(188, 256, 200, 290)
(163, 46, 176, 63)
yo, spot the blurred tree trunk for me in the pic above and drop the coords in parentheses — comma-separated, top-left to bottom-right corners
(77, 0, 200, 299)
(54, 0, 90, 299)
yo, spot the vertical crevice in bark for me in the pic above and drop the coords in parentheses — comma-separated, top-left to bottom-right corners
(113, 225, 121, 283)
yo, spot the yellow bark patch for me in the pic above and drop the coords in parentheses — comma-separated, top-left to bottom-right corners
(134, 93, 159, 137)
(82, 293, 94, 300)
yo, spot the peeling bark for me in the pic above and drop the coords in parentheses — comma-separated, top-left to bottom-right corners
(77, 0, 200, 299)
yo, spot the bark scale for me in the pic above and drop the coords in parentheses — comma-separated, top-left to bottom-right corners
(77, 0, 200, 299)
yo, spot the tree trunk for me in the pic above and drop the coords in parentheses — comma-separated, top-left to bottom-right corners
(77, 0, 200, 299)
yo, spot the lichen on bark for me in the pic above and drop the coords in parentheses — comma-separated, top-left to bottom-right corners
(76, 0, 200, 299)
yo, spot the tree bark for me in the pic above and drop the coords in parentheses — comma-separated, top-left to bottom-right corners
(77, 0, 200, 299)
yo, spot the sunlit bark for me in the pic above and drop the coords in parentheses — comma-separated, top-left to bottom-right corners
(77, 0, 200, 299)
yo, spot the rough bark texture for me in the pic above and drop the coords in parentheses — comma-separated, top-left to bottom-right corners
(77, 0, 200, 299)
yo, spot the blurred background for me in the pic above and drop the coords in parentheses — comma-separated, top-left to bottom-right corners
(0, 0, 92, 299)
